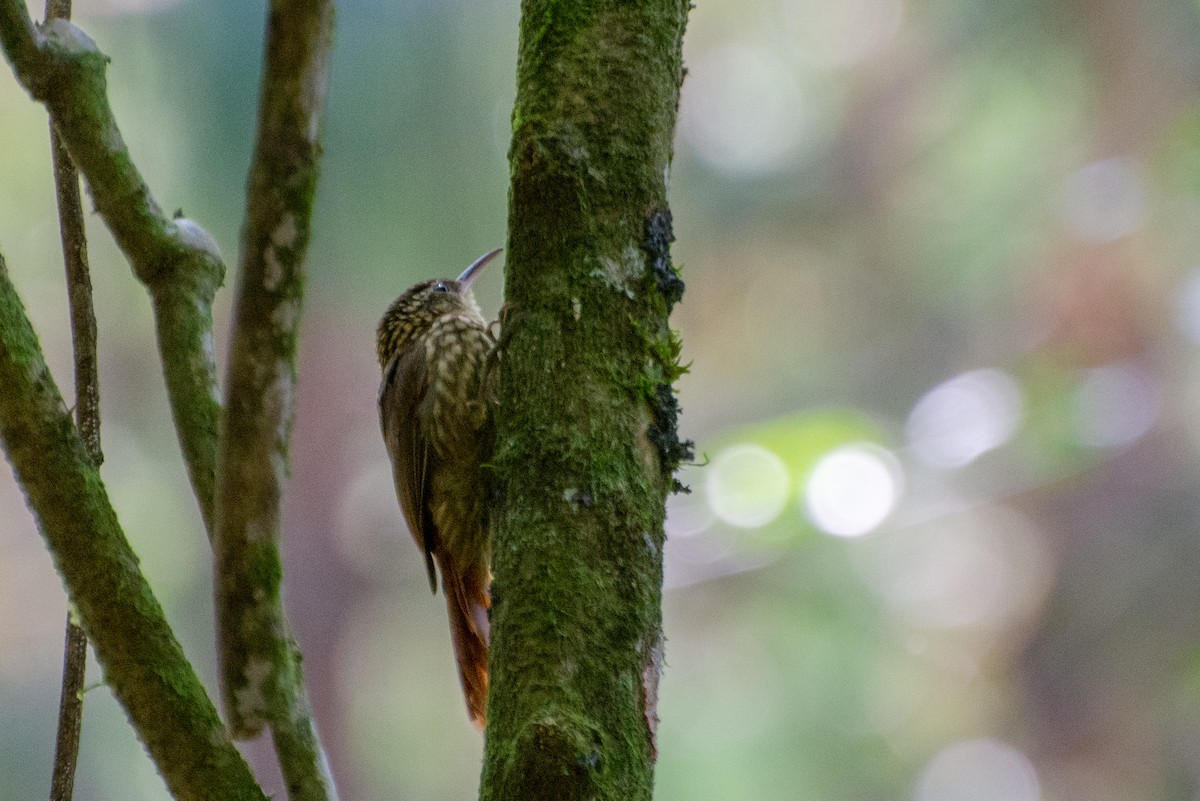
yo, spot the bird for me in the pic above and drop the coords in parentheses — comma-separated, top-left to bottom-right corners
(376, 248, 501, 730)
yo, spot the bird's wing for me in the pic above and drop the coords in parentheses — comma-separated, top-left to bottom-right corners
(379, 345, 439, 593)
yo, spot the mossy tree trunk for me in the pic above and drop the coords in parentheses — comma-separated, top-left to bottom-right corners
(483, 2, 691, 799)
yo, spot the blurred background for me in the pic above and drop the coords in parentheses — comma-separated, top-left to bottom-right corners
(3, 0, 1200, 798)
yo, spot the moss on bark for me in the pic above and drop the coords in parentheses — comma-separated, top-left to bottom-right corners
(0, 256, 266, 801)
(482, 1, 690, 799)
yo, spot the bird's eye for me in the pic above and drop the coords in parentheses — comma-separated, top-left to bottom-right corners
(432, 282, 449, 293)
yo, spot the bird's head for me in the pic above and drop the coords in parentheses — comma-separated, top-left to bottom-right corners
(376, 248, 501, 367)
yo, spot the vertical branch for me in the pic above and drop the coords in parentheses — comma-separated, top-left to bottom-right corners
(46, 0, 100, 465)
(49, 613, 87, 801)
(213, 0, 337, 797)
(483, 1, 690, 799)
(44, 1, 97, 797)
(47, 97, 92, 801)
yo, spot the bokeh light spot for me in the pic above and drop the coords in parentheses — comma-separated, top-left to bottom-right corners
(680, 44, 814, 176)
(916, 739, 1041, 801)
(1072, 362, 1158, 449)
(905, 369, 1023, 469)
(706, 444, 791, 528)
(1060, 157, 1146, 243)
(805, 444, 901, 537)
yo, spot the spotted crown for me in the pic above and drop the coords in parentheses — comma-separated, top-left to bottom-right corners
(376, 278, 483, 367)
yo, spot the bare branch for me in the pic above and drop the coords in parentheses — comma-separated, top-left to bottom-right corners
(48, 613, 86, 801)
(44, 5, 93, 796)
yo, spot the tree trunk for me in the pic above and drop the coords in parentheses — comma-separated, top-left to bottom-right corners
(482, 2, 691, 799)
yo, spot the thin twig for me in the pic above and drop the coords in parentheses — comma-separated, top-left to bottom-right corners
(48, 612, 87, 801)
(50, 124, 100, 461)
(46, 108, 90, 801)
(43, 1, 96, 797)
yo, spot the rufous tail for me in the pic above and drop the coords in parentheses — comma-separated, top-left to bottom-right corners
(437, 553, 491, 730)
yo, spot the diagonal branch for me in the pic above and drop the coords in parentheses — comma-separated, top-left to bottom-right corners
(0, 253, 267, 801)
(212, 0, 338, 797)
(0, 0, 223, 535)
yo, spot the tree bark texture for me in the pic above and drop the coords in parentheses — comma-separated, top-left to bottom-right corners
(482, 2, 690, 800)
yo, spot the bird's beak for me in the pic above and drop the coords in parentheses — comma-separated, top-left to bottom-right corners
(457, 248, 503, 290)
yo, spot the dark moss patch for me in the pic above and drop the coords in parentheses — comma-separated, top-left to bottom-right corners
(647, 383, 693, 493)
(642, 209, 683, 310)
